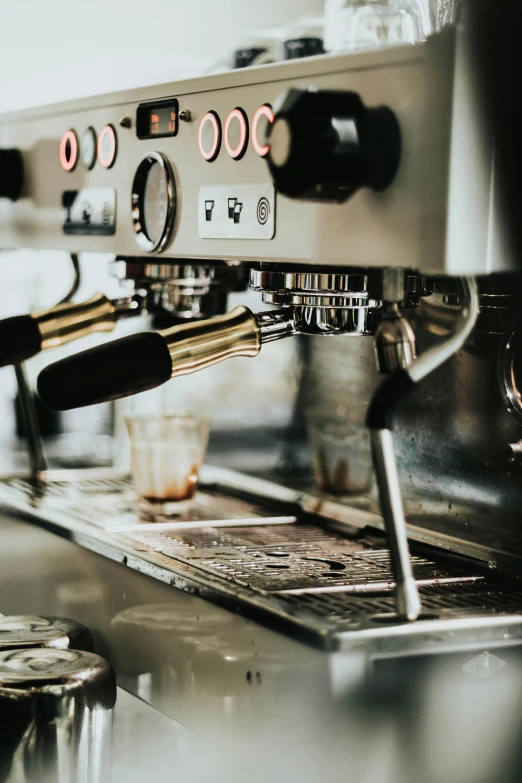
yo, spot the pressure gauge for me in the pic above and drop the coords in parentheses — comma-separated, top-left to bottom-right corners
(131, 152, 176, 252)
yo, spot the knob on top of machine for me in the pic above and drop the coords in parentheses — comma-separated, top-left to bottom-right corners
(266, 88, 401, 203)
(0, 148, 24, 201)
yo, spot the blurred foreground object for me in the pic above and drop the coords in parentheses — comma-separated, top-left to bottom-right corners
(468, 0, 522, 268)
(0, 648, 116, 782)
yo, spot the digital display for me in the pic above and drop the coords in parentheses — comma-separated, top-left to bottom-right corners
(136, 98, 179, 139)
(149, 106, 177, 136)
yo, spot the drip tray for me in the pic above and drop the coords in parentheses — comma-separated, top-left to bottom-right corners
(123, 523, 482, 594)
(1, 471, 522, 650)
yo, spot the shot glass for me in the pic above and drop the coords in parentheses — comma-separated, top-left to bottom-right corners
(307, 409, 373, 496)
(125, 414, 210, 515)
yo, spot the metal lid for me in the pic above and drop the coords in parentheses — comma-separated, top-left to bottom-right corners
(0, 648, 116, 709)
(0, 615, 93, 652)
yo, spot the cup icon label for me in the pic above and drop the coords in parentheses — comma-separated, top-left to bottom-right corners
(198, 185, 275, 240)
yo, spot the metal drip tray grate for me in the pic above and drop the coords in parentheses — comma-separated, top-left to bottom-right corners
(1, 472, 522, 650)
(276, 581, 522, 630)
(123, 524, 483, 594)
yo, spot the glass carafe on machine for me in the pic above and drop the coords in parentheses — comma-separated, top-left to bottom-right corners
(324, 0, 432, 53)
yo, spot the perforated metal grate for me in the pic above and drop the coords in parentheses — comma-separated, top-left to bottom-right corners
(275, 581, 522, 629)
(125, 523, 483, 594)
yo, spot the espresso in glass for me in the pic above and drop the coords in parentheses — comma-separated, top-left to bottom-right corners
(125, 414, 210, 515)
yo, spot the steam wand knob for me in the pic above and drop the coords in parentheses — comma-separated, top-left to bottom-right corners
(266, 88, 401, 203)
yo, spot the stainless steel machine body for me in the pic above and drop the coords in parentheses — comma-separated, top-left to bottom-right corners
(0, 28, 508, 275)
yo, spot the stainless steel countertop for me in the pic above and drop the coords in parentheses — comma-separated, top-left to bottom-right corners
(3, 506, 522, 782)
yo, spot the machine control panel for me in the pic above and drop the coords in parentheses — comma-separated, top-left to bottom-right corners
(0, 33, 502, 274)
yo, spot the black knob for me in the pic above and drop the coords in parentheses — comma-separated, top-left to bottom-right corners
(0, 315, 42, 367)
(233, 47, 267, 68)
(0, 148, 24, 201)
(284, 37, 325, 60)
(266, 89, 401, 203)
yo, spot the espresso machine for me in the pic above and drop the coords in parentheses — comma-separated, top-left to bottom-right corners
(2, 15, 522, 770)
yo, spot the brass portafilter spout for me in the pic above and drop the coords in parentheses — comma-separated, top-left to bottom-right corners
(0, 293, 143, 369)
(37, 307, 296, 410)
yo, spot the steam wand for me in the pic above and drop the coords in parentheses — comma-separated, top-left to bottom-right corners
(366, 276, 479, 620)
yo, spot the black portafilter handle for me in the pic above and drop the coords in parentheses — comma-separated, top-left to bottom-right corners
(0, 315, 42, 367)
(37, 306, 267, 411)
(0, 294, 118, 369)
(38, 331, 174, 410)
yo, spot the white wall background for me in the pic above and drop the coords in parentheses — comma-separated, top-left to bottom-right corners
(0, 0, 324, 112)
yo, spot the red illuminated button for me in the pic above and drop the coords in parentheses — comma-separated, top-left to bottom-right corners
(252, 104, 274, 157)
(224, 108, 248, 160)
(198, 111, 221, 161)
(97, 125, 117, 168)
(59, 130, 78, 172)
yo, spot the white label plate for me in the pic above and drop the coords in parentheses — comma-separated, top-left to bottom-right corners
(198, 184, 275, 240)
